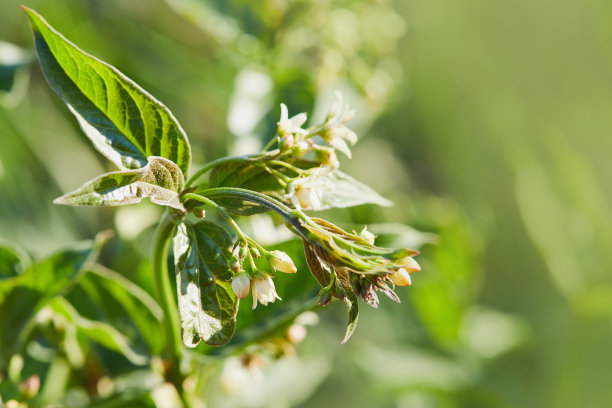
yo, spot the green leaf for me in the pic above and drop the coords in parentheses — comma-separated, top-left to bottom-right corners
(0, 41, 32, 108)
(54, 156, 185, 211)
(0, 243, 29, 279)
(173, 221, 238, 347)
(0, 244, 93, 367)
(76, 265, 164, 355)
(22, 7, 191, 174)
(49, 297, 149, 366)
(337, 272, 359, 344)
(316, 170, 393, 210)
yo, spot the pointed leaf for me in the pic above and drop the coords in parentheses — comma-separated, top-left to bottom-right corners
(336, 268, 359, 344)
(317, 170, 392, 210)
(54, 156, 185, 211)
(174, 221, 238, 347)
(22, 7, 191, 174)
(341, 292, 359, 344)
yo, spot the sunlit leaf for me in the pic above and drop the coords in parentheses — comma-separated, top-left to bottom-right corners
(316, 170, 392, 210)
(173, 221, 238, 347)
(54, 156, 185, 211)
(22, 7, 191, 174)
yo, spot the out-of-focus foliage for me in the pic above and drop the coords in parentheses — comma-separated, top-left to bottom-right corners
(0, 0, 611, 407)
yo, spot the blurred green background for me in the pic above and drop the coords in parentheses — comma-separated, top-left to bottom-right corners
(1, 0, 611, 407)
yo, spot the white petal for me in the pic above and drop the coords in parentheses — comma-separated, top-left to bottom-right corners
(290, 112, 307, 128)
(330, 137, 352, 158)
(279, 103, 289, 122)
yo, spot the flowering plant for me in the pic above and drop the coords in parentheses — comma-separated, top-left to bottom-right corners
(4, 6, 421, 403)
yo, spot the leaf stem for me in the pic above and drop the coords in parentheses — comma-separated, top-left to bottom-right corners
(151, 209, 183, 384)
(195, 187, 310, 239)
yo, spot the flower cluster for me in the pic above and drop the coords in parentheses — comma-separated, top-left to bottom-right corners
(275, 92, 359, 166)
(301, 217, 420, 308)
(230, 248, 297, 309)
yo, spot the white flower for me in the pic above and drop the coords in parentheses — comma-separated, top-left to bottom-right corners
(323, 91, 358, 156)
(268, 250, 297, 273)
(277, 103, 308, 136)
(231, 273, 251, 299)
(285, 166, 334, 210)
(251, 275, 281, 309)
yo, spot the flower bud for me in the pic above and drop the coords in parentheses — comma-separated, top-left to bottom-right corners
(250, 246, 261, 258)
(231, 273, 251, 299)
(401, 257, 421, 273)
(389, 268, 412, 286)
(268, 250, 297, 273)
(279, 134, 294, 151)
(20, 375, 40, 399)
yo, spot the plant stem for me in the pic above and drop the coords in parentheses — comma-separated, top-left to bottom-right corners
(195, 187, 309, 239)
(182, 193, 248, 242)
(151, 209, 183, 384)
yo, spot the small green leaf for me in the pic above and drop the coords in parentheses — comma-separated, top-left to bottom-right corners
(0, 244, 93, 366)
(54, 156, 185, 211)
(337, 273, 359, 344)
(316, 170, 392, 210)
(0, 41, 32, 108)
(22, 7, 191, 174)
(50, 297, 149, 366)
(173, 221, 238, 347)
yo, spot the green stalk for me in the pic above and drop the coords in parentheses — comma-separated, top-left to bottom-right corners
(194, 187, 309, 239)
(151, 209, 183, 384)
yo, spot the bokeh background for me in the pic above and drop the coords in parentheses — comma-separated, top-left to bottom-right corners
(1, 0, 611, 407)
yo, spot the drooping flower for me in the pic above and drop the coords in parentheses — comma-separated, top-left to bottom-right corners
(268, 250, 297, 273)
(251, 275, 282, 309)
(231, 272, 251, 299)
(301, 217, 420, 307)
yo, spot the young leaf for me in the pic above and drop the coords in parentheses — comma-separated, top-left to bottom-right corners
(22, 7, 191, 174)
(54, 156, 185, 211)
(337, 273, 359, 344)
(316, 170, 393, 210)
(174, 221, 238, 347)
